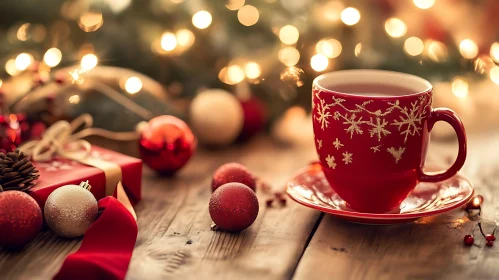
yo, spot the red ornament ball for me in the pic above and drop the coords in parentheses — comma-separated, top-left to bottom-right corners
(237, 97, 267, 142)
(139, 115, 196, 175)
(209, 183, 259, 232)
(212, 163, 256, 192)
(0, 191, 43, 249)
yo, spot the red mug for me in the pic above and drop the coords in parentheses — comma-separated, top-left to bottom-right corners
(312, 70, 467, 213)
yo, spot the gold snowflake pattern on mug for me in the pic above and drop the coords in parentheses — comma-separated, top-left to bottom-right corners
(314, 90, 430, 164)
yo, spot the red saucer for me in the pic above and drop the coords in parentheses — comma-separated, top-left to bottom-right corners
(286, 163, 474, 224)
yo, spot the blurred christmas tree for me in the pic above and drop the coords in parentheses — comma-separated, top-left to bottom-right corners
(0, 0, 498, 128)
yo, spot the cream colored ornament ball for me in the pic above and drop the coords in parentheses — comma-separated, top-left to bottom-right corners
(189, 89, 244, 146)
(44, 182, 98, 238)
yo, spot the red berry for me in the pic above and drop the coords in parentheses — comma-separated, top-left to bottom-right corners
(212, 163, 256, 192)
(463, 235, 474, 246)
(486, 234, 496, 241)
(209, 183, 259, 232)
(486, 240, 494, 247)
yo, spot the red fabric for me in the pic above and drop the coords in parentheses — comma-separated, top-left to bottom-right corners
(53, 197, 138, 280)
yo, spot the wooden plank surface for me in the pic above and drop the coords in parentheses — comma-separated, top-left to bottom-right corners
(0, 137, 321, 279)
(293, 134, 499, 280)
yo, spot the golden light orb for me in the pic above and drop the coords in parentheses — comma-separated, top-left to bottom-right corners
(278, 46, 300, 66)
(316, 38, 342, 58)
(176, 29, 195, 48)
(43, 48, 62, 67)
(80, 54, 98, 71)
(227, 65, 245, 84)
(226, 0, 245, 10)
(244, 62, 261, 79)
(237, 5, 259, 26)
(161, 32, 177, 51)
(459, 39, 479, 59)
(125, 77, 143, 94)
(404, 37, 424, 56)
(490, 42, 499, 63)
(451, 77, 468, 98)
(78, 12, 104, 32)
(385, 18, 407, 38)
(15, 53, 33, 71)
(490, 66, 499, 85)
(192, 11, 212, 29)
(340, 7, 360, 26)
(279, 25, 299, 45)
(310, 54, 329, 72)
(413, 0, 435, 9)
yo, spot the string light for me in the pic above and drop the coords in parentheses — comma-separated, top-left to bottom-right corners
(459, 39, 478, 59)
(490, 66, 499, 85)
(226, 0, 245, 10)
(426, 40, 448, 62)
(310, 54, 329, 72)
(43, 48, 62, 67)
(474, 56, 495, 74)
(78, 12, 104, 32)
(125, 77, 143, 94)
(176, 29, 195, 48)
(451, 77, 468, 98)
(237, 5, 259, 26)
(413, 0, 435, 9)
(316, 38, 342, 58)
(69, 95, 80, 104)
(490, 43, 499, 63)
(340, 7, 360, 26)
(385, 18, 407, 38)
(0, 80, 2, 88)
(404, 37, 424, 56)
(81, 54, 98, 71)
(5, 59, 20, 76)
(354, 43, 362, 57)
(15, 53, 33, 71)
(278, 46, 300, 66)
(279, 25, 299, 45)
(161, 32, 177, 51)
(244, 62, 261, 79)
(192, 11, 212, 29)
(227, 65, 245, 84)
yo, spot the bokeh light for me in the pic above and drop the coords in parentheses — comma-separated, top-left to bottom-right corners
(404, 37, 424, 56)
(78, 12, 104, 32)
(474, 56, 495, 74)
(310, 54, 329, 72)
(176, 29, 195, 48)
(413, 0, 435, 9)
(385, 18, 407, 38)
(490, 42, 499, 63)
(161, 32, 177, 51)
(81, 54, 98, 71)
(426, 40, 448, 62)
(226, 0, 245, 10)
(354, 43, 362, 57)
(15, 53, 33, 71)
(340, 7, 360, 26)
(490, 66, 499, 85)
(316, 38, 342, 58)
(5, 59, 20, 76)
(69, 95, 80, 104)
(279, 25, 299, 45)
(244, 62, 261, 79)
(17, 23, 30, 41)
(105, 0, 131, 13)
(459, 39, 478, 59)
(452, 77, 468, 98)
(125, 77, 143, 94)
(237, 5, 259, 26)
(43, 48, 62, 67)
(227, 65, 245, 84)
(278, 47, 300, 66)
(192, 11, 212, 29)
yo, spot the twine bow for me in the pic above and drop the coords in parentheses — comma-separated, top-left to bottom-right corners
(19, 114, 139, 162)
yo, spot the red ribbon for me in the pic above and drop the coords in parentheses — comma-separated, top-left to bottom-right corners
(53, 196, 137, 280)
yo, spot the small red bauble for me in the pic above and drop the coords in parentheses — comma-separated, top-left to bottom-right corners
(209, 183, 259, 232)
(237, 97, 267, 142)
(139, 115, 196, 175)
(463, 235, 474, 246)
(212, 163, 256, 192)
(486, 234, 496, 242)
(486, 240, 494, 247)
(0, 191, 43, 249)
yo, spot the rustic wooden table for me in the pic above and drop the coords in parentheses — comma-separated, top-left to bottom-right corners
(1, 133, 499, 280)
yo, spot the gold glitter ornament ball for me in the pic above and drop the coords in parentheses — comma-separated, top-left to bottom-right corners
(44, 184, 98, 238)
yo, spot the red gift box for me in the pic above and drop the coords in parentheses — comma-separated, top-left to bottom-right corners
(28, 146, 142, 208)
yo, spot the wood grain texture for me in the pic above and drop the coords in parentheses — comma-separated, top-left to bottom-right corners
(293, 134, 499, 280)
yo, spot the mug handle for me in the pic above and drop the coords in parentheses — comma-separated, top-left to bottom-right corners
(418, 108, 467, 182)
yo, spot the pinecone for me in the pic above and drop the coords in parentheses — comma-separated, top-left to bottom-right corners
(0, 151, 39, 192)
